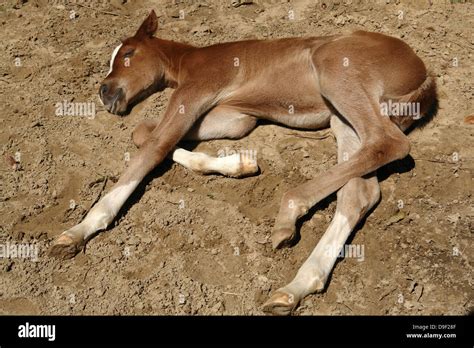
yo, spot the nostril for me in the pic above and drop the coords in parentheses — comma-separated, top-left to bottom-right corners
(99, 84, 108, 97)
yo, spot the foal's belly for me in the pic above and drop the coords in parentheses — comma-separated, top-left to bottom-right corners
(226, 91, 332, 130)
(224, 67, 332, 130)
(262, 108, 332, 129)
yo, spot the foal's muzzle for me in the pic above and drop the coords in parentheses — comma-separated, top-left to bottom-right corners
(99, 83, 125, 115)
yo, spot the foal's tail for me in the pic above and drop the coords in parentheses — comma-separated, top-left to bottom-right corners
(383, 71, 438, 132)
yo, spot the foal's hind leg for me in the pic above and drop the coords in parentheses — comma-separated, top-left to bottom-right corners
(263, 116, 380, 315)
(132, 106, 258, 177)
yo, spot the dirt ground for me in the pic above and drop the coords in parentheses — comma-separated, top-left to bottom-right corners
(0, 0, 472, 315)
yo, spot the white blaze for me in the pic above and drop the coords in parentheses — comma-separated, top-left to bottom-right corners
(106, 43, 122, 77)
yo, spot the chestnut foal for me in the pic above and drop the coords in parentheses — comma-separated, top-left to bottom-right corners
(50, 10, 436, 315)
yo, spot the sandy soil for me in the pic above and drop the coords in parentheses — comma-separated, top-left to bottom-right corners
(0, 0, 472, 315)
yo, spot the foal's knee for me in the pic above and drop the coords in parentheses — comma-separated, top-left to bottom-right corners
(132, 120, 156, 148)
(368, 134, 411, 166)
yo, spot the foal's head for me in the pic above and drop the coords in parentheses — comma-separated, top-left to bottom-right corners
(99, 10, 166, 115)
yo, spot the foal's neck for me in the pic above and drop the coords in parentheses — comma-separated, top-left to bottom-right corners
(152, 38, 195, 88)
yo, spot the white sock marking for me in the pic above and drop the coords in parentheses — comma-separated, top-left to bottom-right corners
(80, 179, 139, 239)
(171, 147, 256, 176)
(172, 148, 233, 174)
(285, 211, 352, 296)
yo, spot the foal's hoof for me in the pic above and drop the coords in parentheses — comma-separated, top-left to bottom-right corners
(49, 233, 84, 260)
(233, 153, 259, 178)
(271, 227, 296, 249)
(262, 290, 298, 316)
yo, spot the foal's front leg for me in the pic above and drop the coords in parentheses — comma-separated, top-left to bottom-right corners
(49, 151, 155, 259)
(132, 106, 258, 177)
(49, 87, 213, 259)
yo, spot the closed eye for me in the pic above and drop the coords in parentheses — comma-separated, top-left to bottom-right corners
(123, 49, 135, 58)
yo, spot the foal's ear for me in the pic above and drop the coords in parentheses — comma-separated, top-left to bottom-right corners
(135, 10, 158, 38)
